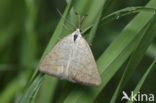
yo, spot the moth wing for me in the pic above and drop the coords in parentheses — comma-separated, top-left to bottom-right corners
(39, 34, 73, 79)
(69, 37, 101, 87)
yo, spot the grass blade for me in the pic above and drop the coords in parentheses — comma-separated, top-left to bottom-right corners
(101, 6, 156, 23)
(19, 74, 43, 103)
(110, 15, 156, 103)
(127, 60, 156, 103)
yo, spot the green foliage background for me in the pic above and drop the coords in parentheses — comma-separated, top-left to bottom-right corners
(0, 0, 156, 103)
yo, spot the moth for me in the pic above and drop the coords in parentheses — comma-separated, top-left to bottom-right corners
(39, 13, 101, 87)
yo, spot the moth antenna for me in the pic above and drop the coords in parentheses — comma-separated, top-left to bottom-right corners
(74, 11, 81, 29)
(56, 9, 77, 30)
(78, 15, 81, 29)
(75, 12, 88, 30)
(80, 14, 88, 25)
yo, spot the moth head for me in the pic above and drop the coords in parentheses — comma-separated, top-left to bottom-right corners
(72, 29, 82, 42)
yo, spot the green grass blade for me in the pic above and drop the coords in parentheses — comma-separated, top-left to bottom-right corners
(101, 6, 156, 23)
(86, 9, 102, 45)
(35, 75, 58, 103)
(127, 60, 156, 103)
(19, 74, 43, 103)
(64, 0, 156, 103)
(110, 15, 156, 103)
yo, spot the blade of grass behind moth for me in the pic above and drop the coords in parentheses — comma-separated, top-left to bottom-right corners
(32, 1, 74, 103)
(64, 0, 156, 103)
(86, 9, 102, 45)
(110, 15, 156, 103)
(19, 74, 43, 103)
(127, 60, 156, 103)
(34, 75, 58, 103)
(101, 6, 156, 24)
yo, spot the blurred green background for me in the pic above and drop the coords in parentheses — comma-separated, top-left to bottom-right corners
(0, 0, 156, 103)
